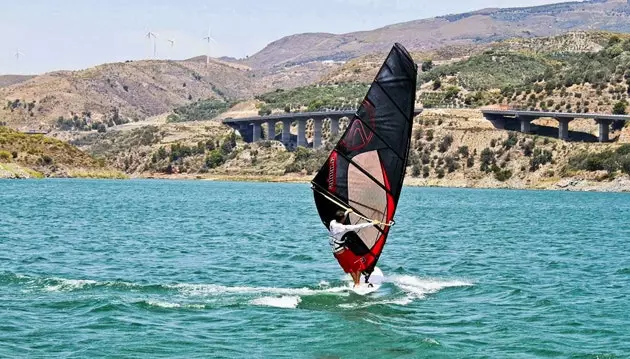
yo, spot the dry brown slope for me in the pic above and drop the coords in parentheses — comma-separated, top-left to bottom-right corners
(243, 0, 630, 69)
(0, 75, 35, 88)
(0, 59, 258, 130)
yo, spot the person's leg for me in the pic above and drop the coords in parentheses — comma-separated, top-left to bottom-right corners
(351, 271, 361, 287)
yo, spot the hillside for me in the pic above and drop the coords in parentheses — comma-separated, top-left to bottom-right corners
(0, 126, 124, 179)
(66, 108, 630, 191)
(0, 75, 35, 88)
(0, 58, 344, 132)
(243, 0, 630, 69)
(416, 32, 630, 114)
(313, 31, 630, 115)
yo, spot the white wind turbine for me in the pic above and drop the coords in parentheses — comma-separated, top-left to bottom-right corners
(146, 31, 159, 58)
(167, 38, 175, 48)
(202, 27, 217, 66)
(15, 48, 24, 60)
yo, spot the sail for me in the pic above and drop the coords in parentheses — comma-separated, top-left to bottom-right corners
(311, 43, 417, 275)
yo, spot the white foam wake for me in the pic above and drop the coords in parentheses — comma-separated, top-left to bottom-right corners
(389, 275, 473, 299)
(44, 278, 98, 292)
(172, 283, 348, 297)
(144, 301, 205, 309)
(250, 296, 302, 309)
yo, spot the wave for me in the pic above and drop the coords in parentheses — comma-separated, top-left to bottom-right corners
(171, 283, 349, 297)
(388, 275, 473, 299)
(140, 300, 206, 310)
(250, 296, 302, 309)
(1, 271, 473, 310)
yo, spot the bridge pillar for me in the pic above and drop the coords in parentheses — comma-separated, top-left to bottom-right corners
(237, 123, 252, 142)
(518, 115, 535, 134)
(313, 117, 323, 148)
(484, 114, 506, 130)
(330, 117, 340, 136)
(555, 118, 573, 141)
(297, 119, 307, 147)
(596, 118, 612, 142)
(267, 120, 276, 141)
(252, 122, 262, 142)
(282, 120, 291, 144)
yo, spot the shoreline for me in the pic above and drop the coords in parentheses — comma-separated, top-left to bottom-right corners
(4, 169, 630, 193)
(136, 172, 630, 193)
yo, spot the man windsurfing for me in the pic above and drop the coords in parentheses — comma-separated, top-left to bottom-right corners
(311, 43, 417, 290)
(328, 209, 380, 287)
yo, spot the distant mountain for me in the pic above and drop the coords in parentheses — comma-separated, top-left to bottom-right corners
(243, 0, 630, 69)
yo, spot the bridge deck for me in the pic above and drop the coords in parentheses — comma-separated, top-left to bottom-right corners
(481, 109, 630, 121)
(222, 108, 423, 124)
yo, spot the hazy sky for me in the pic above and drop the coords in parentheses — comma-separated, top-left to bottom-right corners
(1, 0, 576, 75)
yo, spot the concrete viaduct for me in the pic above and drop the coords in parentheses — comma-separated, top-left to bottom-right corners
(481, 109, 630, 142)
(223, 109, 423, 148)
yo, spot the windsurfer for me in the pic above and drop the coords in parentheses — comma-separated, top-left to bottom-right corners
(328, 209, 380, 287)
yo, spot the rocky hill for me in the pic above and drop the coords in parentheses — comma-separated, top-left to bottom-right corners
(0, 58, 344, 132)
(243, 0, 630, 69)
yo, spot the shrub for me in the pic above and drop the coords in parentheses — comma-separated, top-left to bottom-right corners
(38, 155, 53, 166)
(419, 152, 430, 165)
(412, 164, 421, 177)
(521, 140, 535, 157)
(436, 168, 445, 178)
(529, 149, 552, 171)
(503, 132, 518, 149)
(425, 129, 434, 141)
(494, 169, 512, 182)
(458, 145, 469, 158)
(205, 150, 225, 169)
(422, 166, 430, 178)
(467, 156, 474, 168)
(613, 100, 627, 115)
(480, 148, 494, 172)
(438, 135, 454, 153)
(0, 150, 11, 161)
(445, 156, 458, 173)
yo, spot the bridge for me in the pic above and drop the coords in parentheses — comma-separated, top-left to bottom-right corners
(481, 109, 630, 142)
(223, 109, 423, 148)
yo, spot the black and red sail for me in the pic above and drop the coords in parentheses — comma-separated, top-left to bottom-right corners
(311, 43, 417, 275)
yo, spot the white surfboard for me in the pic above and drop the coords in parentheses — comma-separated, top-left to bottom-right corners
(350, 267, 384, 295)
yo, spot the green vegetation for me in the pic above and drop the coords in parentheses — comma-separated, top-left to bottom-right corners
(168, 99, 233, 123)
(415, 34, 630, 110)
(284, 145, 331, 175)
(255, 84, 369, 112)
(420, 52, 552, 91)
(613, 100, 628, 115)
(54, 109, 128, 132)
(530, 149, 553, 171)
(566, 145, 630, 175)
(0, 150, 11, 161)
(0, 126, 122, 178)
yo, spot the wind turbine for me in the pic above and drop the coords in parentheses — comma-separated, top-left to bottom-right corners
(202, 27, 217, 66)
(15, 48, 24, 60)
(167, 38, 175, 48)
(146, 31, 158, 58)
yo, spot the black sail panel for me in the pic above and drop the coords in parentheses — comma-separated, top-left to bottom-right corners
(311, 43, 417, 274)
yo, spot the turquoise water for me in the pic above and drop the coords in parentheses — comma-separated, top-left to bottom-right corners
(1, 179, 629, 358)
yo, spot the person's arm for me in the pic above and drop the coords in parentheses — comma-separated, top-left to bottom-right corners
(341, 221, 378, 232)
